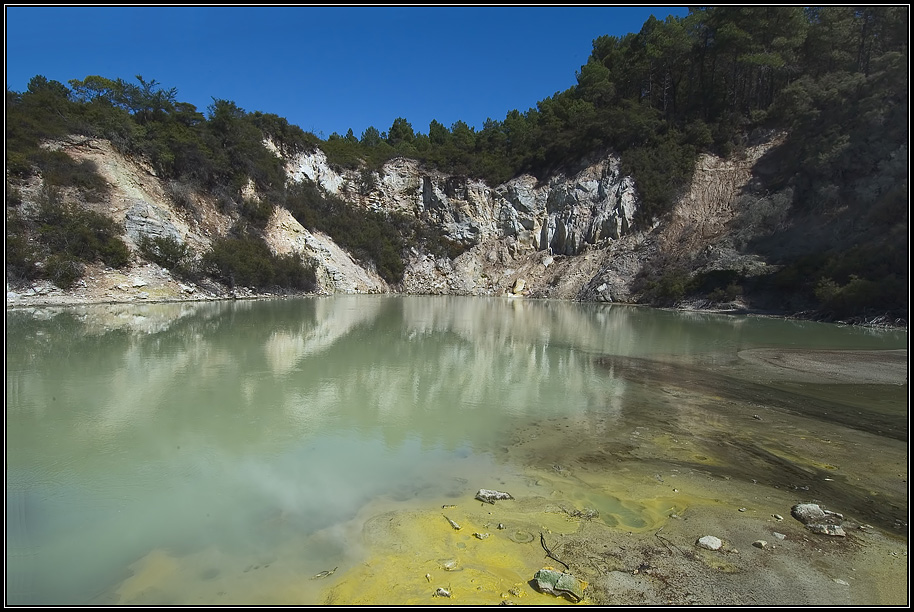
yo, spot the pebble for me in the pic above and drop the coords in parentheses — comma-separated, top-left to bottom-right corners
(752, 540, 768, 549)
(808, 524, 846, 537)
(696, 535, 723, 551)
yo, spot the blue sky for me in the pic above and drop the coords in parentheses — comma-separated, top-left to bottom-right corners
(5, 6, 690, 139)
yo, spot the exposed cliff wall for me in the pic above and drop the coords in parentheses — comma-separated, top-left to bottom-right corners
(6, 135, 777, 309)
(270, 145, 646, 299)
(579, 140, 781, 304)
(278, 145, 639, 257)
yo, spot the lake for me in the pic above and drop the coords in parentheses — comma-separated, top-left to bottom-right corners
(5, 295, 908, 605)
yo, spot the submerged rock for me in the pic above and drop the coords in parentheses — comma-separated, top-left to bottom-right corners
(509, 530, 535, 544)
(565, 506, 600, 520)
(476, 489, 514, 504)
(532, 568, 584, 602)
(443, 515, 461, 530)
(437, 558, 459, 572)
(434, 587, 451, 598)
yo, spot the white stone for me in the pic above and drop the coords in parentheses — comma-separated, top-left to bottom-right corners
(697, 535, 723, 550)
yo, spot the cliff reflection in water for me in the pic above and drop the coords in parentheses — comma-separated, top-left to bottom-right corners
(9, 296, 637, 451)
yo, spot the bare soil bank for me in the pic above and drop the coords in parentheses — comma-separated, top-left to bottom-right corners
(737, 348, 908, 385)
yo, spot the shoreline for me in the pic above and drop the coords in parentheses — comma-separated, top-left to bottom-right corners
(6, 284, 908, 331)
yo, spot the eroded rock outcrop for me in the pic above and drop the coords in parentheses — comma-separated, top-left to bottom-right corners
(9, 133, 780, 307)
(278, 146, 639, 257)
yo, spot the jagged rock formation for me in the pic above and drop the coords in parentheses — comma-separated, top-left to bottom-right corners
(271, 145, 654, 300)
(7, 135, 777, 308)
(281, 146, 639, 257)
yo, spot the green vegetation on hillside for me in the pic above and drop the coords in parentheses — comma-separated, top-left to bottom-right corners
(5, 7, 908, 319)
(6, 183, 129, 288)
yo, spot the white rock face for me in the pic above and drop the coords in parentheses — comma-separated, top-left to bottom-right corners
(374, 158, 423, 213)
(266, 144, 654, 298)
(279, 146, 639, 256)
(282, 147, 347, 195)
(534, 158, 639, 255)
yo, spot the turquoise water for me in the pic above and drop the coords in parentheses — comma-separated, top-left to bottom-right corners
(5, 296, 907, 604)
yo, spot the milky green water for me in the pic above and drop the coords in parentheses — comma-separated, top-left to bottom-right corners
(5, 296, 907, 605)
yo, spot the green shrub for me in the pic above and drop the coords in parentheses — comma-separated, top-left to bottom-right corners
(640, 270, 688, 306)
(5, 210, 40, 281)
(34, 185, 131, 271)
(202, 235, 315, 291)
(6, 152, 32, 178)
(214, 189, 238, 215)
(38, 207, 129, 267)
(284, 181, 408, 284)
(814, 277, 841, 304)
(97, 232, 131, 268)
(240, 197, 273, 229)
(35, 150, 109, 201)
(272, 253, 317, 290)
(691, 269, 743, 303)
(44, 254, 84, 289)
(5, 234, 40, 280)
(707, 282, 743, 303)
(138, 235, 194, 276)
(6, 183, 23, 207)
(815, 274, 904, 319)
(656, 273, 687, 305)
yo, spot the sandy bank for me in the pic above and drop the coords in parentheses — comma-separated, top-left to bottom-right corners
(738, 348, 908, 385)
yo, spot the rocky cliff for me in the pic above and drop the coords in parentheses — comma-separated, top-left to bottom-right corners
(281, 146, 639, 255)
(6, 135, 774, 309)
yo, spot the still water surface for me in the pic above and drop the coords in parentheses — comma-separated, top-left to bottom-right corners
(6, 296, 907, 605)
